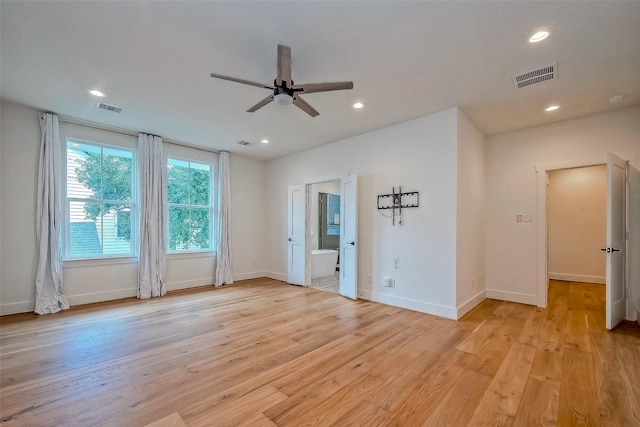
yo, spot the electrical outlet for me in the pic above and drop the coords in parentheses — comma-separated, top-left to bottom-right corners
(524, 214, 535, 223)
(383, 277, 394, 287)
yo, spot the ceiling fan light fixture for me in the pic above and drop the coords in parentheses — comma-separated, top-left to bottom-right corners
(274, 93, 293, 105)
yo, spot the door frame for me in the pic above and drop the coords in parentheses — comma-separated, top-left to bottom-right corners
(535, 156, 604, 307)
(303, 175, 343, 286)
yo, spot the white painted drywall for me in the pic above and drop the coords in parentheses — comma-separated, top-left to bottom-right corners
(485, 106, 640, 306)
(456, 110, 486, 315)
(547, 165, 606, 284)
(265, 108, 460, 318)
(0, 102, 267, 314)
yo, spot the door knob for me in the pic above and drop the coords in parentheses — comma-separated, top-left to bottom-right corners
(288, 238, 293, 242)
(611, 248, 621, 252)
(600, 248, 609, 252)
(349, 241, 355, 246)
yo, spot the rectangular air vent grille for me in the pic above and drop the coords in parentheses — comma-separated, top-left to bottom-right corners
(96, 102, 124, 114)
(512, 63, 557, 89)
(237, 140, 255, 147)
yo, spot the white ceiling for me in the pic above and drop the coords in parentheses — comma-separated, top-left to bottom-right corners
(2, 1, 639, 160)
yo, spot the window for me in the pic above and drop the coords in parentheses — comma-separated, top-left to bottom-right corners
(66, 139, 136, 259)
(167, 157, 214, 252)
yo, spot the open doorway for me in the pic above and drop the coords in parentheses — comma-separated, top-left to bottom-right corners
(546, 164, 607, 325)
(308, 180, 341, 294)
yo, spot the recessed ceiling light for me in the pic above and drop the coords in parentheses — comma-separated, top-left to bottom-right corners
(353, 102, 364, 109)
(545, 105, 560, 112)
(608, 95, 625, 103)
(261, 139, 269, 144)
(529, 31, 549, 43)
(88, 89, 105, 97)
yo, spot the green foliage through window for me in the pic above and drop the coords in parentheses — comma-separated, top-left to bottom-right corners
(167, 157, 213, 252)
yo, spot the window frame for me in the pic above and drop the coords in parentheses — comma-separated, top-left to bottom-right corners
(166, 155, 216, 254)
(64, 137, 138, 261)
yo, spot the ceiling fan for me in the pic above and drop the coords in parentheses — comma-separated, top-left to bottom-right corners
(210, 44, 353, 117)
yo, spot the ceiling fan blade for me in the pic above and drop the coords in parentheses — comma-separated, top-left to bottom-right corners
(292, 96, 319, 117)
(294, 81, 354, 94)
(276, 44, 292, 86)
(210, 72, 273, 89)
(247, 95, 274, 112)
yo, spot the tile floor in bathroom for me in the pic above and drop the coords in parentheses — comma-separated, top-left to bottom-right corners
(309, 272, 339, 294)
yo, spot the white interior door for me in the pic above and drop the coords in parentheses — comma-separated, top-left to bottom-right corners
(287, 185, 306, 286)
(605, 153, 627, 330)
(340, 175, 358, 299)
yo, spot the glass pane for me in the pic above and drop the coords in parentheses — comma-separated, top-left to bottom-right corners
(168, 206, 191, 251)
(67, 142, 101, 199)
(102, 150, 132, 201)
(189, 207, 210, 249)
(190, 166, 210, 206)
(69, 201, 133, 258)
(167, 159, 190, 204)
(68, 201, 103, 258)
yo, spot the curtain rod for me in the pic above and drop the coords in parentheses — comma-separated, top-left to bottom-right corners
(56, 114, 220, 154)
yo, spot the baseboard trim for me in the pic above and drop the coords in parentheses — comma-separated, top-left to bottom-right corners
(486, 289, 537, 306)
(0, 301, 35, 316)
(265, 271, 287, 282)
(358, 290, 457, 320)
(456, 290, 487, 319)
(166, 278, 215, 292)
(68, 288, 137, 306)
(233, 271, 267, 282)
(548, 272, 605, 285)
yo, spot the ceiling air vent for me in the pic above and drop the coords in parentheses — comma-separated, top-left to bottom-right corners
(96, 101, 124, 114)
(512, 63, 557, 89)
(236, 140, 255, 147)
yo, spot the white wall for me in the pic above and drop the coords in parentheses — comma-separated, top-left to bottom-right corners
(547, 165, 606, 284)
(0, 102, 267, 314)
(456, 110, 486, 315)
(486, 106, 640, 306)
(266, 108, 461, 318)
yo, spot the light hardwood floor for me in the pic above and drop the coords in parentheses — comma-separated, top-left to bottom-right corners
(1, 279, 638, 426)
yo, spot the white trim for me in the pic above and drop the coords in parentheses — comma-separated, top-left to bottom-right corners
(535, 157, 607, 308)
(548, 272, 606, 285)
(266, 271, 287, 282)
(233, 271, 268, 281)
(0, 301, 34, 316)
(486, 289, 537, 306)
(456, 290, 487, 319)
(68, 288, 137, 306)
(358, 290, 457, 320)
(166, 278, 215, 292)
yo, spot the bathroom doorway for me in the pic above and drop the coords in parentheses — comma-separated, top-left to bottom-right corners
(309, 180, 341, 294)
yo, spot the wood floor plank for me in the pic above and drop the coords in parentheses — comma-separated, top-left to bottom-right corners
(467, 342, 536, 426)
(512, 377, 559, 426)
(422, 368, 493, 426)
(557, 347, 601, 426)
(1, 279, 638, 426)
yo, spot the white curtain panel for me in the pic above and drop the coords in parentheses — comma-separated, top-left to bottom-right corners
(138, 133, 167, 299)
(35, 113, 69, 314)
(214, 151, 233, 286)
